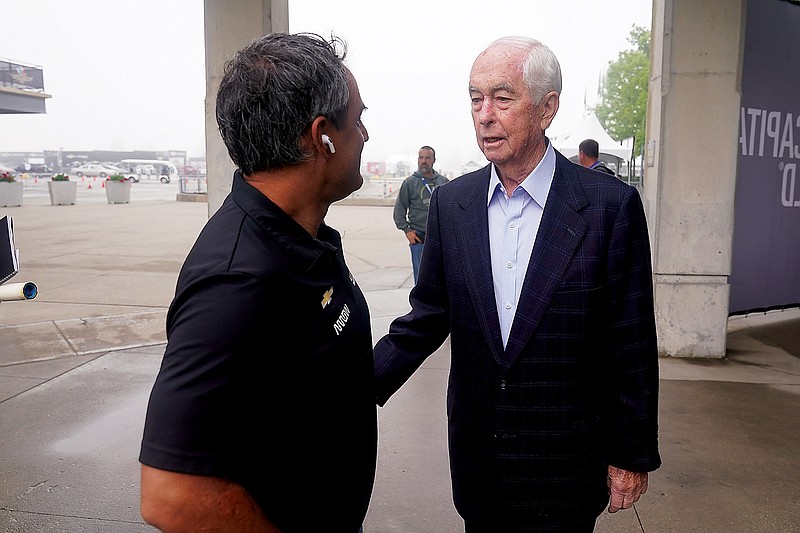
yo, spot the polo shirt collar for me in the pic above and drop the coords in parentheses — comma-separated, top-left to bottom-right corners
(230, 170, 340, 271)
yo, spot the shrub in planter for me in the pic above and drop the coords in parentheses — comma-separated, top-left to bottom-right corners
(0, 171, 23, 207)
(105, 174, 131, 204)
(48, 174, 77, 205)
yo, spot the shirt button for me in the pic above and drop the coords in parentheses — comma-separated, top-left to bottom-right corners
(499, 380, 506, 390)
(509, 222, 516, 228)
(506, 262, 513, 269)
(505, 303, 512, 310)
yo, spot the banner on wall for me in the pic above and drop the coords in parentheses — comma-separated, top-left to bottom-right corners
(730, 0, 800, 314)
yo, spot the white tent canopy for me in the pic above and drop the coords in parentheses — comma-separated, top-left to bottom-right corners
(553, 111, 632, 161)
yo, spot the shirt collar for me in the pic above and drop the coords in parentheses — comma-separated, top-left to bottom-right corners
(231, 170, 340, 271)
(486, 138, 556, 208)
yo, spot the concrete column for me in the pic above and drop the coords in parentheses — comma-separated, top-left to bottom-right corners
(644, 0, 746, 357)
(203, 0, 289, 216)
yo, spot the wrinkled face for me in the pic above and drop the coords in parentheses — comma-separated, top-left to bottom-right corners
(417, 148, 435, 174)
(468, 44, 547, 170)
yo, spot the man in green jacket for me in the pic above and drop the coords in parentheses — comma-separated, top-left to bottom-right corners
(393, 145, 448, 283)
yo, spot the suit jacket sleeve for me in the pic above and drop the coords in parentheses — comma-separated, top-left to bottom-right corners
(605, 187, 661, 472)
(375, 186, 451, 405)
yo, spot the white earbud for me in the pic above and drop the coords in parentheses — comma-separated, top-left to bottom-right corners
(321, 134, 336, 153)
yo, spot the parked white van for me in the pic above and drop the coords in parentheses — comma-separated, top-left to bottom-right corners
(118, 159, 179, 183)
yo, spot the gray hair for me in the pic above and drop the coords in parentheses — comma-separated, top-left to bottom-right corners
(215, 32, 350, 175)
(489, 36, 562, 104)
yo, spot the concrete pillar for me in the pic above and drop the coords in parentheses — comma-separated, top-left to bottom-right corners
(203, 0, 289, 216)
(644, 0, 746, 357)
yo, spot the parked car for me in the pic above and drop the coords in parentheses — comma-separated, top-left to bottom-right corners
(179, 165, 199, 176)
(69, 163, 122, 178)
(15, 163, 51, 174)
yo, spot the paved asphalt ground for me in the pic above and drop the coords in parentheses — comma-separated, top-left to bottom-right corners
(1, 178, 798, 532)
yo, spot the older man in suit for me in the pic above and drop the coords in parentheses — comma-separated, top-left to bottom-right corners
(374, 36, 661, 532)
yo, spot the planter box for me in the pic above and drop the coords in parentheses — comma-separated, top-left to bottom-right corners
(105, 179, 131, 204)
(0, 181, 23, 207)
(48, 181, 77, 205)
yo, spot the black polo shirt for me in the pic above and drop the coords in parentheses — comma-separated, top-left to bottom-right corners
(140, 171, 377, 533)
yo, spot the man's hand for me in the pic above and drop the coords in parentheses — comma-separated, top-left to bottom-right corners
(607, 465, 648, 513)
(405, 230, 422, 244)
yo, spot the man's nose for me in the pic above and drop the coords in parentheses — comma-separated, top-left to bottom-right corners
(476, 100, 495, 124)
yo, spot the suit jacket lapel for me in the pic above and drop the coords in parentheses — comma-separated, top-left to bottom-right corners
(502, 152, 589, 366)
(453, 166, 506, 365)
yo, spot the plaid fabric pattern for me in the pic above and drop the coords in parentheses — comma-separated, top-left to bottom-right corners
(374, 151, 660, 529)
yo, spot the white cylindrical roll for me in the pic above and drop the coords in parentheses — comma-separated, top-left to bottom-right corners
(0, 282, 38, 301)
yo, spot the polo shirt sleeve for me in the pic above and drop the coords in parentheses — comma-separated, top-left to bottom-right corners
(139, 272, 266, 478)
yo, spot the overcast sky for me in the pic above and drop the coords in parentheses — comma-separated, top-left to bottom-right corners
(0, 0, 652, 174)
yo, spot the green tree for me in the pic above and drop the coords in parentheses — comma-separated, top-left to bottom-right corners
(595, 25, 650, 160)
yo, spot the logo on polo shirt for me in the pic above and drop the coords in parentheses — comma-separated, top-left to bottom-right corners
(321, 287, 333, 308)
(333, 303, 351, 336)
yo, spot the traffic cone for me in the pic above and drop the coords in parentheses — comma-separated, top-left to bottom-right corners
(101, 180, 105, 188)
(88, 184, 92, 189)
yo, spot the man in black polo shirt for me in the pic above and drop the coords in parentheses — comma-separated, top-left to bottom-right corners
(139, 33, 375, 533)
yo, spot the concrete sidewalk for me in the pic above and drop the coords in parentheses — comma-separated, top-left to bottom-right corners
(1, 194, 799, 532)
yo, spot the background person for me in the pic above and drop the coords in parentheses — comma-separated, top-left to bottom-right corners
(578, 138, 616, 175)
(139, 32, 375, 533)
(392, 146, 448, 283)
(374, 36, 660, 532)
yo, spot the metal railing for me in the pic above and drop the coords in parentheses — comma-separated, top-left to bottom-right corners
(346, 176, 404, 199)
(179, 176, 208, 194)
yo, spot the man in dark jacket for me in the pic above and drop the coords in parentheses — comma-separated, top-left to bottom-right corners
(578, 138, 617, 175)
(374, 36, 660, 532)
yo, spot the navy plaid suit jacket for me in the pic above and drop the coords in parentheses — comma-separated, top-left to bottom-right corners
(374, 150, 661, 528)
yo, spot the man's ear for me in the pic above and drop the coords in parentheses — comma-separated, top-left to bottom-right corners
(539, 91, 560, 131)
(310, 116, 334, 157)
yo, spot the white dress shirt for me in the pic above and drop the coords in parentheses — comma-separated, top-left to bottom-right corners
(487, 141, 556, 347)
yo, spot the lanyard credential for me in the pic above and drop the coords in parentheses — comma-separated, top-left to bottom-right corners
(420, 176, 434, 195)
